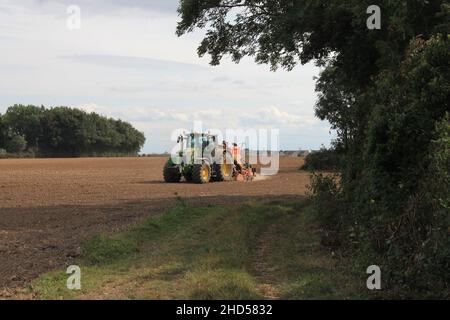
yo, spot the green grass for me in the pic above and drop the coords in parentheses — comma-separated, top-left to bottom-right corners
(28, 198, 368, 300)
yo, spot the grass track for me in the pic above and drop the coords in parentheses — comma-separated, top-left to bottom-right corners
(28, 198, 367, 300)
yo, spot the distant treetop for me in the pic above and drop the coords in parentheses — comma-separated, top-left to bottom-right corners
(0, 104, 146, 157)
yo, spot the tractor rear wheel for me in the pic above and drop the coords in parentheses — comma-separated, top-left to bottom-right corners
(213, 163, 234, 182)
(192, 163, 211, 184)
(163, 162, 181, 183)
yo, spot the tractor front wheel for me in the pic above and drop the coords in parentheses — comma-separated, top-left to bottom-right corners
(192, 163, 211, 184)
(163, 162, 182, 183)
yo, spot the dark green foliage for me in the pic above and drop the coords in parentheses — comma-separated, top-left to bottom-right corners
(177, 1, 446, 76)
(302, 147, 343, 171)
(0, 110, 29, 154)
(310, 36, 450, 298)
(4, 133, 27, 153)
(422, 115, 450, 286)
(0, 114, 6, 149)
(308, 173, 344, 247)
(353, 37, 449, 296)
(2, 105, 44, 149)
(0, 105, 145, 157)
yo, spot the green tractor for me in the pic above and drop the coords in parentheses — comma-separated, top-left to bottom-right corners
(163, 132, 234, 184)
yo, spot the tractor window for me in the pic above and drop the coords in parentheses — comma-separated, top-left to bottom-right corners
(185, 135, 216, 149)
(186, 135, 193, 148)
(186, 135, 202, 148)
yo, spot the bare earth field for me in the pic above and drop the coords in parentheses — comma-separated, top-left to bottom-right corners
(0, 156, 309, 295)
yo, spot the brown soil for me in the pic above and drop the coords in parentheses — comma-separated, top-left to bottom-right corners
(0, 156, 309, 295)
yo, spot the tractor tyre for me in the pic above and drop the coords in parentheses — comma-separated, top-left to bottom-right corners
(163, 162, 181, 183)
(192, 163, 211, 184)
(213, 163, 234, 182)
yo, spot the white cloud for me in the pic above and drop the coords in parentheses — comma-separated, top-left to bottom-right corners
(245, 106, 302, 125)
(78, 103, 318, 129)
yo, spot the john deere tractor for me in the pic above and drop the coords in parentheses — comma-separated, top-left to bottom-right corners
(163, 133, 234, 184)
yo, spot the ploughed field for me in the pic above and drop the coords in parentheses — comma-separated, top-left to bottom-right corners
(0, 157, 309, 294)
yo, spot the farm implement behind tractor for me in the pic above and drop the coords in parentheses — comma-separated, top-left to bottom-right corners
(163, 132, 256, 184)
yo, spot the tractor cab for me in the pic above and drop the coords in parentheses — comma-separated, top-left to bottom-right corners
(183, 133, 216, 152)
(178, 133, 218, 163)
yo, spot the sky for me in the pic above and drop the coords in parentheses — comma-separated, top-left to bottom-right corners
(0, 0, 333, 153)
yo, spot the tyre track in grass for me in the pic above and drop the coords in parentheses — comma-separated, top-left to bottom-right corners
(251, 222, 282, 300)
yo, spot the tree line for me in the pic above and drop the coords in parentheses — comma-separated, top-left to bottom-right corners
(177, 0, 449, 297)
(0, 105, 145, 157)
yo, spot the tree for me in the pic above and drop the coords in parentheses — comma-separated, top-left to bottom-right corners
(1, 105, 146, 157)
(2, 105, 44, 149)
(177, 0, 447, 146)
(0, 113, 5, 149)
(349, 36, 449, 294)
(177, 1, 446, 73)
(177, 0, 450, 296)
(5, 132, 27, 153)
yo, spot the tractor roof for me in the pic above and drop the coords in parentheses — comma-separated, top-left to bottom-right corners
(185, 132, 217, 138)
